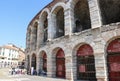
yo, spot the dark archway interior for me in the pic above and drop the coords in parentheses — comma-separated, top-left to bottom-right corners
(43, 52, 47, 72)
(74, 0, 91, 33)
(56, 8, 64, 38)
(33, 22, 38, 48)
(99, 0, 120, 25)
(31, 54, 36, 70)
(43, 12, 48, 42)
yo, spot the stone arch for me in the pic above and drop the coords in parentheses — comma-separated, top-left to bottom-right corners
(31, 21, 38, 50)
(31, 53, 37, 70)
(39, 9, 49, 43)
(51, 2, 65, 38)
(72, 43, 96, 80)
(39, 8, 50, 18)
(38, 50, 47, 73)
(73, 0, 91, 33)
(106, 37, 120, 81)
(98, 0, 120, 25)
(51, 47, 66, 78)
(51, 2, 65, 13)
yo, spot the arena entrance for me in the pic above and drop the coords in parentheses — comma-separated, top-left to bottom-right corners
(107, 38, 120, 81)
(56, 49, 65, 78)
(77, 44, 96, 80)
(43, 52, 47, 72)
(31, 54, 36, 70)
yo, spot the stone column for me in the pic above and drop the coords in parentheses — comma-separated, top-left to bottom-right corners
(30, 26, 35, 51)
(47, 55, 53, 77)
(64, 2, 74, 36)
(65, 56, 73, 80)
(93, 40, 107, 81)
(50, 13, 57, 39)
(88, 0, 102, 28)
(37, 19, 44, 47)
(26, 31, 28, 50)
(37, 22, 41, 49)
(36, 54, 40, 73)
(48, 14, 53, 41)
(29, 54, 32, 74)
(64, 48, 74, 81)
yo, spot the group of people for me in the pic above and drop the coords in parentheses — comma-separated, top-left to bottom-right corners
(28, 67, 47, 76)
(9, 67, 27, 75)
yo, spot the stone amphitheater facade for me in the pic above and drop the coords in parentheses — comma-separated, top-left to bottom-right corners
(25, 0, 120, 81)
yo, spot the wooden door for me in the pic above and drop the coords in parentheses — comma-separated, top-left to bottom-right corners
(43, 53, 47, 72)
(108, 54, 120, 81)
(56, 49, 65, 78)
(77, 44, 96, 80)
(107, 38, 120, 81)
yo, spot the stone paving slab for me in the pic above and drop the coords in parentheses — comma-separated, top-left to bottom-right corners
(0, 68, 70, 81)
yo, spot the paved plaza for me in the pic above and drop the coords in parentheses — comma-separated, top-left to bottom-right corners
(0, 68, 70, 81)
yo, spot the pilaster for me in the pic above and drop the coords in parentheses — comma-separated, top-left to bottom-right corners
(64, 2, 74, 36)
(88, 0, 102, 28)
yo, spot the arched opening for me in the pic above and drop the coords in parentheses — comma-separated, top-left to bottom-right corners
(42, 12, 48, 42)
(99, 0, 120, 25)
(42, 52, 47, 73)
(56, 49, 65, 78)
(74, 0, 91, 33)
(33, 22, 38, 49)
(77, 44, 96, 80)
(52, 6, 65, 38)
(107, 38, 120, 81)
(31, 54, 36, 70)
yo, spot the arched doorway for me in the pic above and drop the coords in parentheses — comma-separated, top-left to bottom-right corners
(74, 0, 91, 33)
(33, 22, 38, 49)
(43, 52, 47, 72)
(31, 54, 36, 70)
(52, 6, 65, 38)
(98, 0, 120, 25)
(107, 38, 120, 81)
(77, 44, 96, 80)
(56, 49, 65, 78)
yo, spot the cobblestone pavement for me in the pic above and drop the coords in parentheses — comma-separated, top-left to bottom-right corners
(0, 68, 70, 81)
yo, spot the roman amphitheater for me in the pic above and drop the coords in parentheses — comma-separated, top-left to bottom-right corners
(25, 0, 120, 81)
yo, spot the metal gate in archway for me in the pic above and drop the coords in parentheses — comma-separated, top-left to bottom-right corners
(107, 38, 120, 81)
(43, 53, 47, 72)
(77, 44, 96, 80)
(56, 49, 65, 78)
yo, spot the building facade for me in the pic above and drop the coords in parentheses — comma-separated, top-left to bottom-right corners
(25, 0, 120, 81)
(0, 44, 25, 68)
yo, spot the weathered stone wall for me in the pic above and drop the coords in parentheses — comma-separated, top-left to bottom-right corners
(25, 0, 120, 81)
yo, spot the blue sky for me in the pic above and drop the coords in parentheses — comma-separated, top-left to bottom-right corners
(0, 0, 52, 48)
